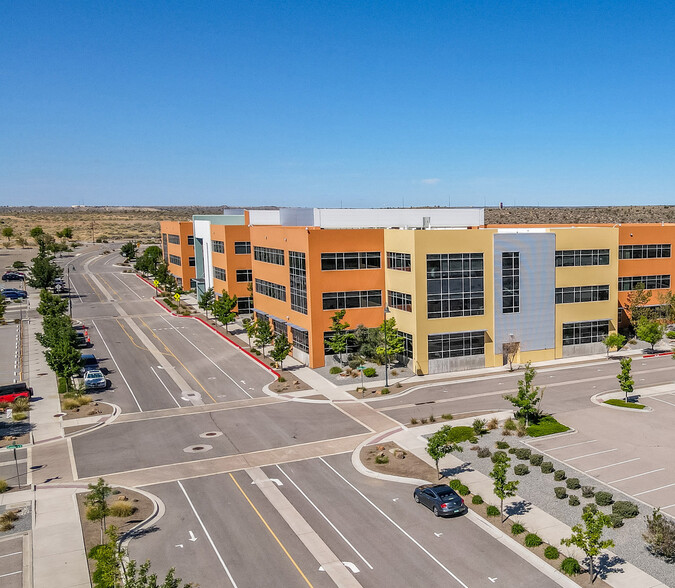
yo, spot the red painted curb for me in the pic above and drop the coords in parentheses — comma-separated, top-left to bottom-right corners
(643, 351, 673, 358)
(136, 274, 155, 288)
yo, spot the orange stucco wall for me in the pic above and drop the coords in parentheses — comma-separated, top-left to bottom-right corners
(210, 224, 252, 309)
(160, 221, 195, 288)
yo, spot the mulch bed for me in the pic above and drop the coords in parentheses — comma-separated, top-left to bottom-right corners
(62, 400, 114, 421)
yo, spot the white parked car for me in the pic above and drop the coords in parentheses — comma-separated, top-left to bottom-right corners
(83, 370, 107, 390)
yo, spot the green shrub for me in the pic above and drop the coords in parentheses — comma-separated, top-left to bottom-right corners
(553, 470, 567, 481)
(375, 454, 389, 464)
(486, 505, 500, 517)
(472, 418, 486, 435)
(458, 485, 470, 496)
(380, 388, 390, 395)
(468, 436, 478, 444)
(524, 533, 542, 547)
(491, 450, 507, 463)
(108, 500, 137, 517)
(508, 447, 517, 454)
(441, 413, 453, 420)
(583, 503, 598, 514)
(529, 454, 543, 466)
(495, 441, 510, 449)
(363, 367, 377, 378)
(515, 448, 531, 460)
(644, 508, 675, 559)
(667, 330, 675, 339)
(277, 376, 286, 383)
(329, 366, 342, 374)
(448, 479, 462, 490)
(511, 523, 525, 535)
(477, 447, 491, 458)
(527, 416, 570, 437)
(610, 514, 624, 528)
(541, 461, 554, 474)
(595, 491, 614, 506)
(569, 495, 580, 506)
(58, 377, 68, 395)
(560, 557, 581, 576)
(443, 426, 475, 444)
(581, 485, 595, 498)
(503, 417, 517, 431)
(11, 412, 27, 421)
(472, 495, 483, 505)
(544, 546, 560, 560)
(612, 501, 639, 519)
(554, 487, 567, 499)
(566, 478, 580, 490)
(514, 464, 529, 476)
(0, 479, 8, 493)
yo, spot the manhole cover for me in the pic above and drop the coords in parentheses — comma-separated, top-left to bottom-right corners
(183, 444, 213, 454)
(199, 431, 223, 439)
(37, 372, 48, 376)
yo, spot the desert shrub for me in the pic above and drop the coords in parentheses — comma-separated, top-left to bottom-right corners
(420, 418, 428, 424)
(486, 505, 500, 517)
(560, 557, 581, 576)
(495, 441, 510, 449)
(515, 448, 531, 460)
(277, 376, 286, 383)
(566, 478, 580, 490)
(613, 501, 639, 519)
(448, 479, 462, 491)
(524, 533, 542, 547)
(553, 470, 567, 481)
(1, 510, 18, 522)
(491, 450, 507, 463)
(554, 487, 567, 499)
(487, 417, 499, 430)
(581, 485, 595, 498)
(458, 485, 470, 496)
(391, 369, 397, 376)
(410, 417, 418, 425)
(502, 429, 512, 436)
(583, 503, 598, 514)
(541, 462, 554, 474)
(0, 479, 8, 493)
(468, 436, 478, 444)
(472, 419, 486, 435)
(108, 500, 137, 517)
(0, 520, 14, 532)
(329, 366, 342, 374)
(511, 523, 525, 535)
(666, 330, 675, 339)
(529, 454, 543, 466)
(441, 413, 453, 420)
(472, 495, 483, 505)
(516, 421, 527, 437)
(508, 447, 517, 454)
(380, 388, 390, 395)
(569, 495, 580, 506)
(11, 412, 27, 421)
(375, 454, 389, 465)
(363, 367, 377, 378)
(609, 514, 624, 528)
(514, 464, 529, 476)
(595, 491, 614, 506)
(503, 418, 517, 431)
(477, 447, 491, 458)
(643, 509, 675, 559)
(544, 546, 560, 560)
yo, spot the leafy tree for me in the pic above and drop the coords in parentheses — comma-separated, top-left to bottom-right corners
(121, 241, 139, 260)
(30, 226, 44, 240)
(134, 246, 164, 274)
(616, 357, 634, 403)
(85, 478, 113, 544)
(45, 339, 82, 379)
(243, 318, 257, 348)
(425, 425, 464, 479)
(212, 291, 238, 332)
(326, 309, 352, 366)
(270, 333, 292, 370)
(36, 314, 77, 349)
(2, 226, 13, 245)
(657, 290, 675, 323)
(0, 294, 7, 322)
(37, 289, 68, 317)
(56, 227, 73, 239)
(503, 361, 542, 427)
(255, 319, 273, 356)
(12, 261, 25, 270)
(490, 451, 519, 523)
(28, 254, 62, 289)
(636, 316, 663, 352)
(352, 324, 379, 360)
(376, 317, 405, 364)
(626, 282, 653, 326)
(561, 508, 615, 583)
(602, 333, 626, 358)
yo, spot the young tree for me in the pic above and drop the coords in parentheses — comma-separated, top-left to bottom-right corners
(255, 319, 273, 356)
(636, 316, 664, 352)
(37, 289, 68, 317)
(626, 282, 653, 326)
(657, 290, 675, 324)
(503, 362, 542, 427)
(0, 294, 7, 322)
(602, 333, 626, 358)
(2, 226, 13, 246)
(270, 333, 292, 370)
(376, 317, 405, 365)
(617, 357, 634, 403)
(30, 226, 45, 242)
(561, 508, 615, 583)
(425, 425, 464, 479)
(28, 255, 62, 289)
(45, 339, 82, 380)
(490, 451, 519, 523)
(326, 309, 352, 366)
(212, 291, 238, 333)
(502, 340, 520, 371)
(36, 314, 77, 349)
(134, 246, 164, 275)
(198, 288, 215, 318)
(120, 241, 138, 260)
(244, 318, 257, 348)
(85, 478, 113, 544)
(59, 227, 73, 239)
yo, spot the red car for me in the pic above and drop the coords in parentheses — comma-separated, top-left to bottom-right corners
(0, 383, 33, 404)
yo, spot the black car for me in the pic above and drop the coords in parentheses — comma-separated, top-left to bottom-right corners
(2, 272, 24, 281)
(414, 484, 467, 517)
(80, 354, 100, 375)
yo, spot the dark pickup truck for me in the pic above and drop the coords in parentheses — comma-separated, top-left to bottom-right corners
(0, 382, 33, 404)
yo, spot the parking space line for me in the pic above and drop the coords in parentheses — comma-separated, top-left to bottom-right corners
(275, 464, 374, 570)
(634, 482, 675, 497)
(150, 366, 181, 408)
(586, 458, 640, 472)
(544, 440, 597, 452)
(565, 448, 617, 462)
(608, 469, 665, 484)
(319, 457, 469, 588)
(0, 571, 21, 578)
(177, 480, 238, 587)
(660, 503, 675, 510)
(650, 396, 675, 408)
(0, 551, 21, 558)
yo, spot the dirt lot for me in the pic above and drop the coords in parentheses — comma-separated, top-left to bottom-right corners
(486, 205, 675, 224)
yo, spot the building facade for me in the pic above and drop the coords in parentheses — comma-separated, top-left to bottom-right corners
(159, 221, 195, 289)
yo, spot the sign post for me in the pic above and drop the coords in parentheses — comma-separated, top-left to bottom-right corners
(6, 444, 23, 489)
(358, 365, 365, 398)
(153, 279, 159, 298)
(173, 292, 181, 311)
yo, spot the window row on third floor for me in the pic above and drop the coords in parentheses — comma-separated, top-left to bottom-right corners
(321, 251, 380, 271)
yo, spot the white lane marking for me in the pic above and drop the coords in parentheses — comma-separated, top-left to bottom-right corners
(565, 448, 618, 462)
(91, 320, 143, 412)
(70, 277, 83, 302)
(150, 366, 181, 408)
(175, 544, 184, 548)
(113, 273, 143, 300)
(542, 440, 597, 451)
(634, 482, 675, 496)
(660, 503, 675, 510)
(319, 562, 359, 574)
(251, 478, 283, 487)
(177, 480, 238, 587)
(650, 396, 675, 408)
(608, 469, 666, 484)
(188, 530, 197, 542)
(586, 458, 640, 472)
(0, 551, 21, 558)
(319, 457, 469, 587)
(0, 571, 21, 578)
(159, 315, 253, 399)
(276, 464, 373, 570)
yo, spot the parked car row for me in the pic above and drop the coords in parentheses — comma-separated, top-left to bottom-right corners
(2, 271, 25, 281)
(1, 288, 27, 299)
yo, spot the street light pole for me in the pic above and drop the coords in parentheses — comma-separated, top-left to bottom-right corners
(384, 306, 389, 388)
(68, 266, 72, 318)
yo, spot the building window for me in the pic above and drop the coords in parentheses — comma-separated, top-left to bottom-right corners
(168, 234, 180, 245)
(162, 234, 168, 262)
(502, 252, 519, 314)
(255, 278, 286, 301)
(235, 241, 251, 254)
(213, 267, 226, 281)
(190, 278, 197, 290)
(618, 275, 670, 291)
(555, 285, 610, 304)
(237, 297, 253, 314)
(254, 246, 285, 265)
(322, 290, 382, 310)
(387, 252, 412, 272)
(321, 251, 380, 270)
(291, 328, 309, 353)
(272, 318, 287, 337)
(562, 320, 610, 346)
(324, 330, 359, 355)
(187, 235, 194, 246)
(387, 290, 412, 312)
(212, 240, 225, 254)
(188, 257, 196, 267)
(428, 331, 485, 360)
(427, 253, 484, 319)
(399, 331, 413, 359)
(289, 251, 308, 314)
(169, 254, 181, 266)
(619, 244, 671, 259)
(555, 249, 610, 267)
(256, 311, 268, 323)
(236, 269, 252, 282)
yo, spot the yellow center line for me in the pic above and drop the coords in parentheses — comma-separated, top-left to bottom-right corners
(136, 317, 216, 403)
(82, 274, 104, 302)
(114, 319, 153, 353)
(99, 275, 120, 299)
(228, 473, 314, 588)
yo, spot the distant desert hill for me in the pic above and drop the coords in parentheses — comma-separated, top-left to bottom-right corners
(485, 205, 675, 225)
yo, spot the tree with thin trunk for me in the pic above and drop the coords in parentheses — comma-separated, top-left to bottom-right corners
(198, 288, 215, 319)
(503, 361, 542, 427)
(425, 425, 464, 479)
(270, 333, 292, 370)
(244, 318, 257, 348)
(617, 357, 634, 403)
(502, 340, 520, 371)
(212, 291, 238, 333)
(602, 333, 626, 358)
(489, 451, 519, 523)
(2, 226, 13, 246)
(327, 309, 351, 366)
(85, 478, 112, 544)
(0, 294, 7, 322)
(636, 316, 663, 352)
(44, 339, 82, 380)
(626, 282, 652, 326)
(561, 508, 614, 583)
(376, 317, 405, 365)
(255, 319, 273, 356)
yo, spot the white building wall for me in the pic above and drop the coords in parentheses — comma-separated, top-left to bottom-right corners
(193, 219, 214, 290)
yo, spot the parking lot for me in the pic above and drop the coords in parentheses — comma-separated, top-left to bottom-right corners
(0, 534, 25, 588)
(0, 322, 23, 385)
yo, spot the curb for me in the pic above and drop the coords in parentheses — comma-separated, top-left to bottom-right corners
(590, 393, 653, 412)
(64, 402, 123, 439)
(118, 486, 166, 551)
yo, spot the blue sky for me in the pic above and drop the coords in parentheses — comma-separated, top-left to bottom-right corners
(2, 1, 675, 208)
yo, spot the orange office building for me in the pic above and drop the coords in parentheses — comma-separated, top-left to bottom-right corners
(159, 221, 195, 289)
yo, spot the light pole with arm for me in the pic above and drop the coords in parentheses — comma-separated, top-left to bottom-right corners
(384, 305, 389, 388)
